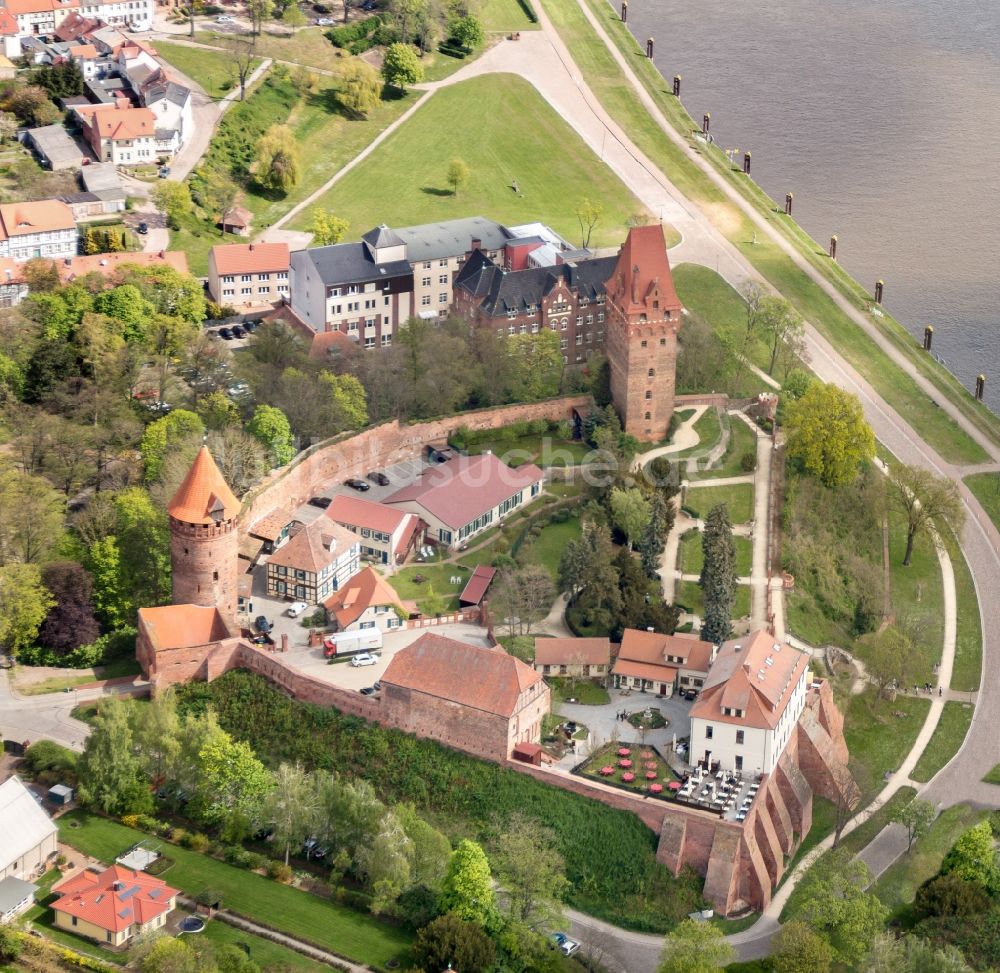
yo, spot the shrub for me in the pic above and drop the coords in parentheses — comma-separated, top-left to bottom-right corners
(246, 851, 268, 870)
(184, 832, 210, 852)
(325, 13, 381, 47)
(169, 828, 189, 845)
(740, 450, 757, 472)
(24, 739, 78, 777)
(267, 860, 293, 883)
(333, 887, 373, 912)
(121, 814, 140, 829)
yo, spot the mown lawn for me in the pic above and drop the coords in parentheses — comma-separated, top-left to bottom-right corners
(464, 433, 592, 467)
(678, 530, 752, 578)
(548, 677, 611, 705)
(910, 701, 974, 783)
(683, 483, 754, 524)
(675, 580, 750, 620)
(57, 811, 411, 968)
(520, 514, 582, 579)
(670, 407, 723, 461)
(194, 27, 341, 70)
(944, 530, 982, 692)
(15, 657, 140, 696)
(155, 41, 259, 97)
(983, 764, 1000, 784)
(293, 73, 650, 247)
(198, 914, 319, 970)
(843, 688, 929, 786)
(964, 472, 1000, 535)
(391, 562, 471, 613)
(690, 417, 758, 480)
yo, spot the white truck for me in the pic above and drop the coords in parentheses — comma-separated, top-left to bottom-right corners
(323, 628, 383, 658)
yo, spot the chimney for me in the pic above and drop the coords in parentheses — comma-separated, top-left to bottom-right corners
(471, 237, 482, 251)
(249, 243, 255, 252)
(280, 633, 288, 653)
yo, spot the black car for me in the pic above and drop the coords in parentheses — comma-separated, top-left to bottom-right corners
(242, 320, 258, 333)
(219, 327, 234, 340)
(360, 686, 377, 696)
(254, 615, 272, 634)
(308, 496, 332, 509)
(231, 325, 247, 338)
(361, 1, 376, 9)
(366, 471, 390, 486)
(344, 478, 370, 491)
(683, 688, 698, 701)
(137, 222, 148, 235)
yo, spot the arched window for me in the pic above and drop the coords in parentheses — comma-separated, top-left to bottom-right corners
(645, 390, 652, 400)
(645, 412, 651, 420)
(648, 368, 655, 377)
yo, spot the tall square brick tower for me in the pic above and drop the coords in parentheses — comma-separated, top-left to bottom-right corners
(167, 445, 241, 621)
(604, 224, 683, 441)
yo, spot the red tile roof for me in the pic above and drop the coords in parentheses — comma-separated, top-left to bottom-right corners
(56, 250, 189, 283)
(382, 632, 542, 718)
(458, 565, 495, 607)
(534, 636, 610, 666)
(0, 9, 19, 33)
(52, 865, 179, 935)
(309, 329, 354, 359)
(210, 242, 289, 276)
(76, 105, 156, 141)
(617, 628, 714, 672)
(167, 445, 241, 526)
(4, 0, 79, 13)
(0, 200, 75, 241)
(327, 495, 411, 534)
(384, 453, 543, 531)
(323, 566, 409, 628)
(138, 605, 231, 650)
(605, 223, 681, 317)
(267, 519, 358, 573)
(247, 506, 294, 542)
(613, 659, 677, 683)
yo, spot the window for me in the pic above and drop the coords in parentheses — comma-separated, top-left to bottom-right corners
(705, 725, 713, 740)
(257, 273, 268, 281)
(439, 258, 448, 267)
(423, 261, 432, 269)
(648, 368, 655, 377)
(258, 286, 269, 294)
(439, 293, 447, 303)
(736, 730, 745, 745)
(439, 274, 448, 284)
(735, 755, 743, 771)
(421, 295, 431, 306)
(421, 276, 431, 286)
(660, 337, 667, 345)
(223, 275, 234, 283)
(645, 390, 652, 400)
(241, 287, 252, 295)
(641, 339, 647, 348)
(364, 336, 375, 348)
(645, 411, 651, 420)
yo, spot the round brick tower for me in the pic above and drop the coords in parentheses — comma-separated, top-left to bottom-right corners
(167, 445, 241, 620)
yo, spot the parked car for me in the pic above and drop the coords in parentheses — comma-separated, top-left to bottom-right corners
(366, 471, 390, 486)
(242, 319, 258, 332)
(254, 615, 272, 634)
(359, 686, 377, 696)
(285, 601, 309, 618)
(137, 222, 148, 235)
(308, 496, 332, 509)
(316, 16, 334, 24)
(227, 381, 250, 398)
(231, 325, 247, 338)
(219, 327, 234, 340)
(158, 166, 170, 178)
(683, 688, 698, 701)
(350, 653, 378, 667)
(550, 933, 579, 956)
(216, 14, 234, 21)
(344, 478, 370, 491)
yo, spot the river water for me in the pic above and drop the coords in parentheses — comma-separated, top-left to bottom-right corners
(624, 0, 1000, 412)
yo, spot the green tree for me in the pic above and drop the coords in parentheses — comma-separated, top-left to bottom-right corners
(700, 503, 736, 644)
(450, 13, 484, 48)
(78, 699, 153, 816)
(491, 812, 569, 927)
(0, 464, 65, 565)
(197, 390, 241, 431)
(140, 409, 205, 482)
(757, 295, 804, 377)
(197, 734, 273, 828)
(152, 180, 194, 230)
(355, 808, 413, 912)
(337, 60, 382, 118)
(112, 487, 172, 613)
(95, 284, 154, 343)
(575, 198, 604, 248)
(447, 156, 470, 197)
(863, 625, 912, 702)
(381, 43, 423, 91)
(861, 934, 973, 973)
(247, 404, 295, 466)
(139, 936, 199, 973)
(132, 689, 182, 790)
(0, 563, 54, 658)
(282, 3, 306, 30)
(396, 803, 452, 890)
(772, 919, 834, 973)
(311, 209, 350, 246)
(887, 464, 965, 567)
(254, 124, 301, 193)
(322, 371, 368, 429)
(504, 330, 563, 401)
(411, 913, 496, 973)
(264, 762, 320, 865)
(610, 486, 651, 550)
(246, 0, 274, 34)
(639, 491, 673, 578)
(657, 919, 735, 973)
(439, 839, 496, 926)
(890, 797, 936, 852)
(0, 926, 22, 964)
(786, 382, 875, 488)
(940, 821, 1000, 891)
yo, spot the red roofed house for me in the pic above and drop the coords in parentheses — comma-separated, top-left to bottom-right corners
(381, 633, 550, 762)
(689, 630, 811, 776)
(51, 865, 179, 947)
(324, 566, 414, 634)
(0, 9, 21, 58)
(54, 250, 189, 284)
(533, 636, 610, 679)
(326, 494, 421, 566)
(207, 242, 290, 306)
(74, 104, 157, 166)
(612, 628, 715, 697)
(0, 199, 76, 262)
(384, 452, 543, 549)
(265, 519, 360, 605)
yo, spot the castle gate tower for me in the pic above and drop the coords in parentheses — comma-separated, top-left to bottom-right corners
(604, 224, 683, 441)
(167, 445, 241, 620)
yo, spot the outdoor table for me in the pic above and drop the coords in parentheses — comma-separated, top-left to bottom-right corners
(649, 783, 664, 793)
(645, 772, 657, 780)
(619, 759, 632, 768)
(622, 773, 635, 782)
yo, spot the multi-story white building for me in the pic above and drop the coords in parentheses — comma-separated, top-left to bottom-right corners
(265, 520, 360, 605)
(0, 200, 76, 262)
(74, 103, 157, 164)
(689, 630, 810, 776)
(0, 0, 152, 36)
(207, 242, 290, 306)
(326, 494, 421, 566)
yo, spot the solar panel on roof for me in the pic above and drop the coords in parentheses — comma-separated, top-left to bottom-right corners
(119, 885, 140, 900)
(148, 889, 162, 899)
(118, 908, 132, 919)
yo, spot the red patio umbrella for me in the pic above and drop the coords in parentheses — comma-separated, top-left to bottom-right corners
(645, 761, 658, 770)
(646, 771, 657, 780)
(618, 759, 632, 768)
(617, 747, 631, 757)
(622, 773, 635, 782)
(650, 783, 664, 793)
(600, 766, 615, 776)
(668, 781, 681, 790)
(641, 751, 654, 759)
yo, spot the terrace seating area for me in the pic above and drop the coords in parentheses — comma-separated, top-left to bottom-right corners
(675, 766, 763, 820)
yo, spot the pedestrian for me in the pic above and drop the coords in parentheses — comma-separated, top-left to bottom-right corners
(939, 687, 943, 697)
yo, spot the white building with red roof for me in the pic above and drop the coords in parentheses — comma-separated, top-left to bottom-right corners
(73, 104, 157, 166)
(383, 452, 543, 548)
(323, 565, 414, 633)
(533, 636, 610, 678)
(326, 494, 421, 565)
(0, 199, 76, 262)
(265, 519, 360, 604)
(689, 630, 811, 776)
(611, 628, 715, 697)
(51, 865, 179, 947)
(0, 8, 21, 57)
(207, 242, 290, 307)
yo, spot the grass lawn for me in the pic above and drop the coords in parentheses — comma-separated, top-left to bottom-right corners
(678, 530, 752, 578)
(479, 0, 540, 32)
(520, 514, 582, 579)
(783, 588, 855, 650)
(910, 701, 974, 783)
(944, 530, 982, 692)
(57, 811, 411, 968)
(14, 657, 140, 696)
(391, 562, 472, 613)
(691, 417, 758, 480)
(194, 27, 341, 70)
(198, 913, 319, 970)
(683, 483, 754, 523)
(982, 764, 1000, 784)
(547, 676, 611, 705)
(579, 740, 676, 794)
(538, 0, 998, 465)
(155, 40, 260, 96)
(670, 407, 724, 461)
(464, 433, 592, 467)
(844, 689, 930, 786)
(676, 580, 750, 620)
(873, 803, 989, 921)
(964, 472, 1000, 534)
(293, 73, 650, 247)
(497, 634, 534, 661)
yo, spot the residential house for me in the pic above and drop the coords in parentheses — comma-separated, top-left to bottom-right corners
(247, 506, 294, 556)
(0, 876, 39, 922)
(0, 259, 28, 307)
(533, 636, 611, 679)
(380, 632, 551, 762)
(74, 103, 157, 165)
(208, 242, 290, 306)
(689, 630, 810, 776)
(326, 494, 421, 565)
(383, 452, 543, 548)
(26, 123, 85, 170)
(0, 9, 21, 57)
(611, 628, 715, 697)
(2, 0, 79, 38)
(324, 566, 413, 634)
(0, 199, 76, 262)
(53, 249, 188, 282)
(51, 865, 179, 947)
(0, 777, 58, 881)
(219, 204, 252, 236)
(136, 69, 193, 147)
(265, 519, 360, 604)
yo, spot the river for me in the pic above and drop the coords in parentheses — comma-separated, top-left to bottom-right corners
(624, 0, 1000, 412)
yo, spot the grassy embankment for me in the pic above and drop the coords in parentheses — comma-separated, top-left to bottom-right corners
(155, 41, 261, 97)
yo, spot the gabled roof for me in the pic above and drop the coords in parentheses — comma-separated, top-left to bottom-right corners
(248, 506, 294, 542)
(75, 104, 155, 141)
(0, 200, 74, 241)
(0, 778, 56, 873)
(294, 240, 411, 288)
(534, 636, 610, 666)
(55, 250, 188, 283)
(613, 659, 677, 683)
(605, 223, 681, 317)
(3, 0, 79, 14)
(137, 604, 232, 651)
(327, 494, 411, 534)
(382, 633, 542, 718)
(0, 9, 19, 34)
(617, 628, 714, 672)
(458, 564, 495, 607)
(267, 519, 358, 573)
(52, 865, 179, 935)
(210, 242, 289, 276)
(167, 445, 240, 525)
(323, 566, 408, 627)
(383, 453, 543, 530)
(690, 630, 809, 730)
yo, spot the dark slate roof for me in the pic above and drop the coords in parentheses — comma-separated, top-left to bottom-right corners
(143, 78, 190, 107)
(361, 224, 404, 249)
(302, 241, 412, 287)
(455, 250, 617, 318)
(392, 216, 511, 262)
